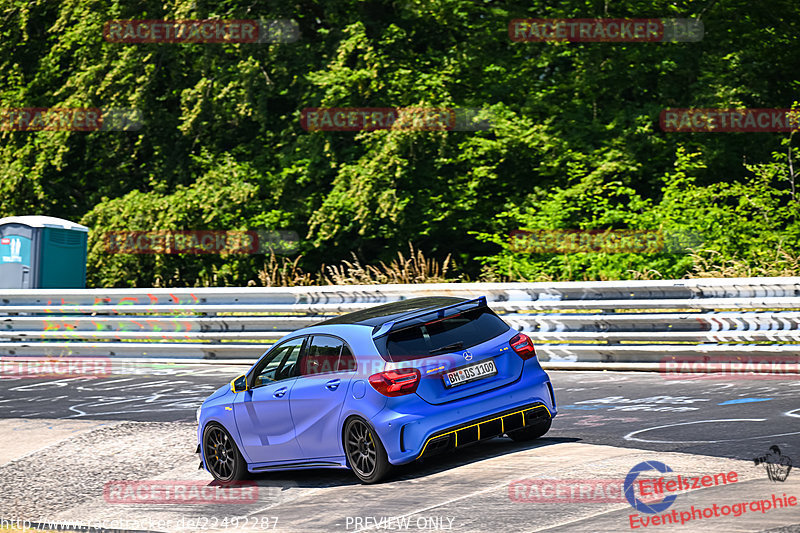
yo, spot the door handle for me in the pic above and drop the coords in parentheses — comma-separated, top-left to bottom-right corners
(273, 387, 288, 398)
(325, 379, 341, 391)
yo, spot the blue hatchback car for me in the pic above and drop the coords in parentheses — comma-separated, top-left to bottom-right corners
(196, 296, 557, 483)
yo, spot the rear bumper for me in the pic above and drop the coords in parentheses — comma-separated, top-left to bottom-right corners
(372, 361, 556, 465)
(416, 402, 551, 459)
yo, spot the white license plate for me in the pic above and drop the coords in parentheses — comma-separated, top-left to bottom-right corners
(444, 359, 497, 388)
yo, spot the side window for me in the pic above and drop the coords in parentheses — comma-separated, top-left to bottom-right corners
(336, 344, 357, 372)
(251, 337, 305, 388)
(300, 336, 343, 376)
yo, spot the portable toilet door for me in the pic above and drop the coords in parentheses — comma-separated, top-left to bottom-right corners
(0, 221, 34, 288)
(0, 215, 89, 289)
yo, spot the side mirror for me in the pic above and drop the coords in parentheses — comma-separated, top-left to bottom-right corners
(230, 374, 249, 393)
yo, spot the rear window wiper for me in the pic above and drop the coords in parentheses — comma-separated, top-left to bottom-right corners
(429, 341, 464, 355)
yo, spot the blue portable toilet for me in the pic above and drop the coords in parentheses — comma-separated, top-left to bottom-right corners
(0, 215, 88, 289)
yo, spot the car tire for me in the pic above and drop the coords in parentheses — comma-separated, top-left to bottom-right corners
(202, 422, 249, 483)
(343, 417, 392, 484)
(507, 418, 552, 442)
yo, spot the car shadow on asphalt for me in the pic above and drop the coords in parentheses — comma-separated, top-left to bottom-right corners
(247, 436, 581, 489)
(395, 435, 582, 481)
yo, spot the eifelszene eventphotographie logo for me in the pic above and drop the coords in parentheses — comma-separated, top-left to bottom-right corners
(624, 461, 678, 514)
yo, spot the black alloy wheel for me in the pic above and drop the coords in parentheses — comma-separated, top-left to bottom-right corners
(344, 418, 392, 483)
(203, 423, 247, 482)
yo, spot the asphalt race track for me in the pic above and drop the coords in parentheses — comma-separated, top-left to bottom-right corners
(1, 364, 798, 533)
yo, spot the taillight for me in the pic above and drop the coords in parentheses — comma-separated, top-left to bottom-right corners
(368, 368, 421, 397)
(510, 333, 536, 360)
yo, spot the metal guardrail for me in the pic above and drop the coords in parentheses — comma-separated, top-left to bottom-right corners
(1, 277, 799, 362)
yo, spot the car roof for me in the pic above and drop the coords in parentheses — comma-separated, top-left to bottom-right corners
(316, 296, 467, 327)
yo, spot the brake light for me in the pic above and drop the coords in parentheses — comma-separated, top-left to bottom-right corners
(510, 333, 536, 360)
(424, 311, 462, 326)
(368, 368, 421, 397)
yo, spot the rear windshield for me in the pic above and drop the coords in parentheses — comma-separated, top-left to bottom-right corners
(385, 307, 510, 361)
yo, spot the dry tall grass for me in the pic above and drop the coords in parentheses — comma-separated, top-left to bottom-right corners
(257, 253, 316, 287)
(688, 246, 800, 278)
(625, 269, 666, 280)
(257, 243, 453, 287)
(256, 243, 800, 287)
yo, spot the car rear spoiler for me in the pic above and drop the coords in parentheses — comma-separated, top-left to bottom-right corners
(371, 296, 489, 339)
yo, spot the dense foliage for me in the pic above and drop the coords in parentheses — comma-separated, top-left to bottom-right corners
(1, 0, 798, 286)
